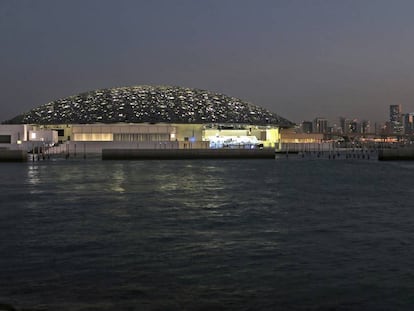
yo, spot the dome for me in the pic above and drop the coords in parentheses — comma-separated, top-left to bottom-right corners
(5, 85, 293, 126)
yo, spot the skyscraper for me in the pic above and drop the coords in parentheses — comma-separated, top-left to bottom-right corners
(389, 104, 403, 134)
(313, 117, 328, 134)
(361, 120, 370, 134)
(403, 113, 414, 135)
(301, 121, 313, 133)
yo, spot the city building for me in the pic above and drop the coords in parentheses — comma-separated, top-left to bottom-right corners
(390, 104, 403, 134)
(403, 113, 414, 135)
(301, 121, 313, 133)
(313, 118, 328, 134)
(361, 120, 370, 134)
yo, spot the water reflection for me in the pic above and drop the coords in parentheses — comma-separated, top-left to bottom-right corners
(109, 164, 126, 193)
(157, 163, 226, 193)
(154, 163, 229, 211)
(26, 163, 45, 195)
(27, 164, 40, 186)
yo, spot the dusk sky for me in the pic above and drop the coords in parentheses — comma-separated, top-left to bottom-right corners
(2, 0, 414, 124)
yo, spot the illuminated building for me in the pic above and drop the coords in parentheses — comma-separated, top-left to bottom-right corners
(390, 104, 403, 134)
(2, 85, 292, 153)
(403, 113, 414, 135)
(0, 124, 58, 149)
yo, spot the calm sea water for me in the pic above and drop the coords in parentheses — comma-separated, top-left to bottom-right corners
(1, 157, 414, 310)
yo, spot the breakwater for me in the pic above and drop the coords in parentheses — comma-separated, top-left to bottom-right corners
(102, 148, 275, 160)
(378, 148, 414, 161)
(5, 147, 413, 162)
(0, 149, 27, 162)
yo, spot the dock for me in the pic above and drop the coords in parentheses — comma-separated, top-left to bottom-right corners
(102, 148, 276, 160)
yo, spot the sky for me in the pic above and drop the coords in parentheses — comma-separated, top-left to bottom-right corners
(2, 0, 414, 125)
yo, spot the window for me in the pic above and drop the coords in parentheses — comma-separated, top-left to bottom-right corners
(0, 135, 11, 144)
(53, 129, 65, 136)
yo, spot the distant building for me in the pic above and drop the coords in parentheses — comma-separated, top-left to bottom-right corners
(313, 118, 328, 134)
(338, 117, 346, 134)
(390, 104, 402, 122)
(403, 113, 414, 135)
(349, 119, 360, 134)
(361, 120, 370, 134)
(329, 122, 342, 134)
(301, 121, 313, 133)
(390, 104, 403, 134)
(340, 117, 362, 135)
(339, 117, 351, 135)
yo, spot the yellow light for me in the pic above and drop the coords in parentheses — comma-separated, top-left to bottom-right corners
(73, 133, 113, 141)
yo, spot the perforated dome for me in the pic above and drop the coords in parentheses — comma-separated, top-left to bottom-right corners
(5, 85, 293, 126)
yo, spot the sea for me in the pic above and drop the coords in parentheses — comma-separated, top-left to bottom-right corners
(1, 156, 414, 310)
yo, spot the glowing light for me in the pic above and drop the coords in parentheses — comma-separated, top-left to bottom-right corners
(73, 133, 113, 141)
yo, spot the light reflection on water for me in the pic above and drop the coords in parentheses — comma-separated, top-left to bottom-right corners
(109, 163, 126, 193)
(27, 164, 41, 191)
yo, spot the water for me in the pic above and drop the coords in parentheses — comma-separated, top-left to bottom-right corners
(1, 158, 414, 310)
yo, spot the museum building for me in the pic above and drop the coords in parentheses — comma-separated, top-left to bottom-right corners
(1, 85, 293, 153)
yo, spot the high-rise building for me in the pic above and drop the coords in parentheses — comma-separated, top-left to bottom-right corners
(390, 104, 402, 122)
(313, 118, 328, 134)
(339, 117, 356, 135)
(403, 113, 414, 135)
(301, 121, 313, 133)
(390, 104, 403, 133)
(349, 119, 360, 134)
(339, 117, 347, 134)
(361, 120, 370, 134)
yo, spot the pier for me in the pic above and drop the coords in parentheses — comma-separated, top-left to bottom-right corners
(102, 148, 276, 160)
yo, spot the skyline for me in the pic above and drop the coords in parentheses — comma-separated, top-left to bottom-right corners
(2, 1, 414, 124)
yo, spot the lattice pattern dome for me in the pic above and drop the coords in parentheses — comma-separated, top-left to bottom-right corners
(5, 85, 293, 126)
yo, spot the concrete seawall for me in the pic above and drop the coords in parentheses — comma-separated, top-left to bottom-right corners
(102, 148, 276, 160)
(0, 150, 28, 162)
(378, 148, 414, 161)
